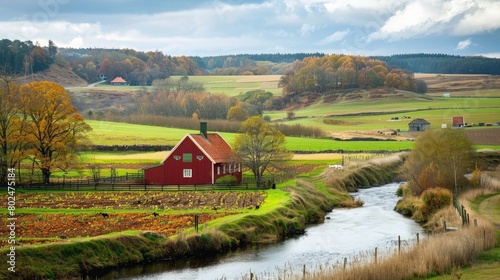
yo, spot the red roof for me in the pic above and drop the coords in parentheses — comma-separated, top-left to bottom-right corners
(110, 77, 127, 83)
(452, 116, 464, 125)
(190, 133, 233, 163)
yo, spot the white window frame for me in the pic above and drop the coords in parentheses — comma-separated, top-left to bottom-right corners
(183, 169, 192, 178)
(217, 166, 220, 175)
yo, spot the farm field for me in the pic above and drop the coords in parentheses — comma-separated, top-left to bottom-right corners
(172, 75, 282, 96)
(1, 191, 266, 245)
(86, 120, 416, 151)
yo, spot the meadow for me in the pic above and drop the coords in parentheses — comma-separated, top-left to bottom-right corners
(85, 120, 415, 151)
(172, 75, 282, 96)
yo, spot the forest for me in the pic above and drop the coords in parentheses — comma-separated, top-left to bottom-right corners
(2, 39, 500, 85)
(374, 53, 500, 75)
(277, 55, 426, 94)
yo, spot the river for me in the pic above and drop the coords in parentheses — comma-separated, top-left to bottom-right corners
(102, 182, 424, 280)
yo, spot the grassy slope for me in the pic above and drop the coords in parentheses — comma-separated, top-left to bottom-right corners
(86, 120, 416, 151)
(172, 75, 282, 96)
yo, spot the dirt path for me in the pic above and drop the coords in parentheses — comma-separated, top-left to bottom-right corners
(478, 193, 500, 228)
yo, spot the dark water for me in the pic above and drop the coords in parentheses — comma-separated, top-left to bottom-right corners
(102, 182, 424, 280)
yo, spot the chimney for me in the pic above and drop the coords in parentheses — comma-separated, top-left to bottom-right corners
(200, 122, 207, 138)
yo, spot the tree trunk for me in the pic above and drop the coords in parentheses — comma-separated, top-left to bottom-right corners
(42, 168, 51, 184)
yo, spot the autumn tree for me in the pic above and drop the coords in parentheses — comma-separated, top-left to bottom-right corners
(403, 129, 474, 195)
(227, 104, 249, 121)
(19, 81, 91, 184)
(233, 116, 292, 186)
(0, 74, 22, 183)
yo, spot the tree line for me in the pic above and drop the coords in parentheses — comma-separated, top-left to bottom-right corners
(0, 76, 90, 185)
(59, 48, 207, 85)
(374, 53, 500, 75)
(278, 55, 426, 95)
(0, 39, 57, 74)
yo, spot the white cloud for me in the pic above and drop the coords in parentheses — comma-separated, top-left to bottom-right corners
(300, 23, 317, 37)
(453, 1, 500, 35)
(368, 0, 500, 41)
(318, 29, 350, 45)
(67, 36, 83, 48)
(456, 38, 472, 50)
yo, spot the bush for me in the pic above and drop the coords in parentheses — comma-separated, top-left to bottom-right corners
(419, 187, 452, 220)
(216, 175, 238, 185)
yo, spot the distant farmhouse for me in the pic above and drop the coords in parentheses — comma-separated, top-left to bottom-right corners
(452, 116, 465, 128)
(408, 118, 431, 131)
(144, 123, 242, 185)
(110, 77, 127, 85)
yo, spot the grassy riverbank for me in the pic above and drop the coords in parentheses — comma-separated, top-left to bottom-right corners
(0, 157, 402, 279)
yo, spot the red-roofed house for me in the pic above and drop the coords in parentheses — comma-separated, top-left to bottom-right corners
(110, 76, 127, 85)
(452, 116, 465, 128)
(143, 123, 242, 185)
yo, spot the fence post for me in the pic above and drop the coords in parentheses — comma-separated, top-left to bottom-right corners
(302, 264, 306, 280)
(398, 235, 401, 255)
(194, 214, 199, 233)
(343, 257, 347, 270)
(374, 247, 378, 264)
(474, 219, 477, 227)
(416, 233, 420, 245)
(484, 230, 486, 250)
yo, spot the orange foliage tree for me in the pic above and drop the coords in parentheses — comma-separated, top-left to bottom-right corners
(19, 81, 91, 183)
(0, 75, 24, 183)
(404, 129, 474, 196)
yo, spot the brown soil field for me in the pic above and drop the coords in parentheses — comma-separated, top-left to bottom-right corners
(16, 191, 266, 211)
(415, 73, 500, 93)
(464, 127, 500, 145)
(3, 191, 266, 244)
(1, 212, 226, 243)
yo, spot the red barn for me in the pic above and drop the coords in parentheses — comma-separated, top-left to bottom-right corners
(452, 116, 465, 128)
(143, 123, 242, 185)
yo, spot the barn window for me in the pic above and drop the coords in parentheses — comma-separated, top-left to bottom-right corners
(183, 153, 192, 162)
(183, 169, 192, 178)
(217, 166, 220, 175)
(223, 165, 226, 173)
(229, 164, 232, 173)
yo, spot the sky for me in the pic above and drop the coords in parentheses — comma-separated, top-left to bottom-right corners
(0, 0, 499, 58)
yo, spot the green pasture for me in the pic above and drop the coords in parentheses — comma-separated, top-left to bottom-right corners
(172, 75, 282, 96)
(426, 89, 500, 97)
(86, 120, 415, 151)
(291, 94, 500, 118)
(86, 120, 198, 146)
(280, 107, 500, 132)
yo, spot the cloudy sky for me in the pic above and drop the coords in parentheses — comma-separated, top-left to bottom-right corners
(1, 0, 499, 57)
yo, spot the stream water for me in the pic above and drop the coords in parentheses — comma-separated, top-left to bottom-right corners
(101, 182, 425, 280)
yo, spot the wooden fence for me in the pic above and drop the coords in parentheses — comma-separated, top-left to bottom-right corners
(17, 182, 263, 191)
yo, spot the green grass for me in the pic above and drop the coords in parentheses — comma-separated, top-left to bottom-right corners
(86, 120, 198, 146)
(86, 120, 415, 151)
(171, 75, 282, 96)
(283, 107, 500, 132)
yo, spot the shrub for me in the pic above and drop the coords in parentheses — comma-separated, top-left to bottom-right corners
(419, 187, 452, 220)
(216, 175, 238, 185)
